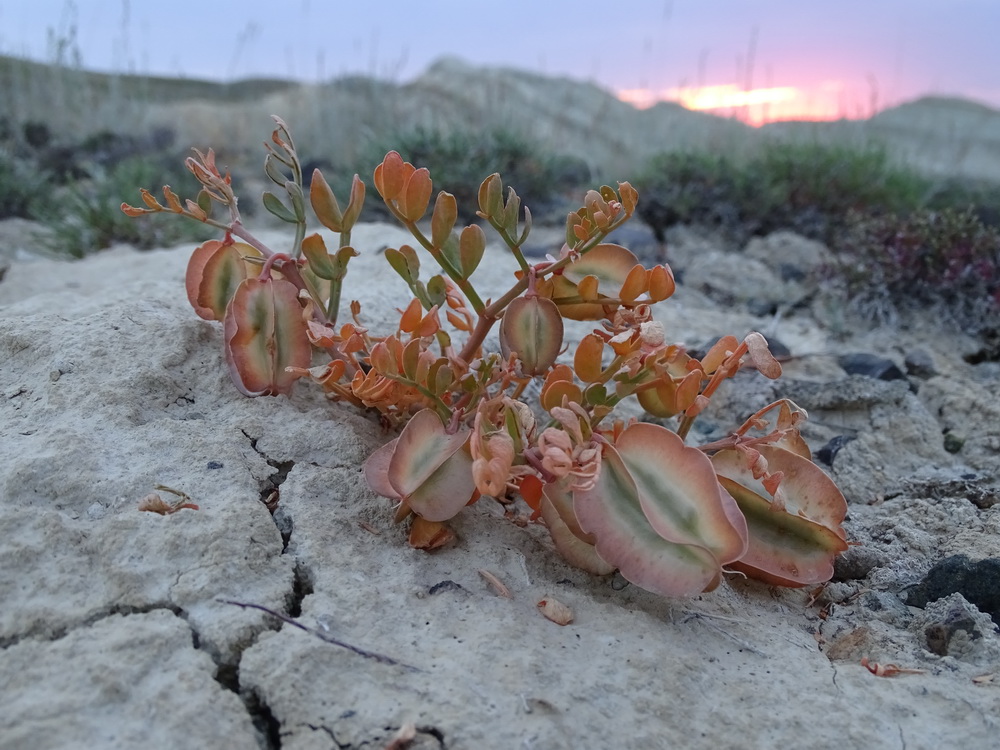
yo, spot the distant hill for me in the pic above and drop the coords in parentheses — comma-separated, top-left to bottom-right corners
(3, 53, 999, 182)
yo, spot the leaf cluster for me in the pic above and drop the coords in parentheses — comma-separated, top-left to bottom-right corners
(123, 118, 850, 600)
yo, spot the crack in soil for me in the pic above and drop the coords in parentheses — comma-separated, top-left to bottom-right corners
(0, 601, 183, 649)
(242, 429, 296, 552)
(188, 606, 284, 750)
(304, 722, 446, 749)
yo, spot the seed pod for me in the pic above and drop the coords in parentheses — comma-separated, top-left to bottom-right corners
(499, 295, 564, 376)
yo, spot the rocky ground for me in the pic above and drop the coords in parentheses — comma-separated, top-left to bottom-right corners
(0, 220, 998, 749)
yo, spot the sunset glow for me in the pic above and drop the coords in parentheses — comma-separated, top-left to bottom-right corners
(617, 83, 849, 126)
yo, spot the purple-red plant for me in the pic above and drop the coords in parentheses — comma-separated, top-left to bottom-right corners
(124, 118, 848, 596)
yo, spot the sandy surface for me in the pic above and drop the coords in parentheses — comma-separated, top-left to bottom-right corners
(1, 219, 998, 749)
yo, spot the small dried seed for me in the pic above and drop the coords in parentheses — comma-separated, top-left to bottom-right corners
(537, 596, 573, 625)
(479, 569, 512, 598)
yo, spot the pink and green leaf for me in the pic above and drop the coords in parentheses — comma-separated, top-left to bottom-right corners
(499, 296, 564, 376)
(614, 423, 748, 564)
(186, 240, 262, 321)
(540, 484, 615, 576)
(553, 243, 640, 319)
(364, 411, 477, 522)
(573, 439, 732, 597)
(223, 277, 311, 396)
(712, 446, 848, 586)
(363, 439, 401, 500)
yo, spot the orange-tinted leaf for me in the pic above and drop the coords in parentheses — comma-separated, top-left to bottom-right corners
(499, 296, 564, 376)
(614, 424, 747, 564)
(398, 298, 424, 333)
(574, 439, 729, 597)
(478, 173, 503, 218)
(301, 233, 337, 279)
(342, 174, 366, 230)
(540, 379, 584, 411)
(431, 191, 458, 248)
(637, 369, 702, 418)
(563, 243, 638, 291)
(573, 333, 605, 383)
(374, 151, 405, 201)
(577, 274, 600, 301)
(619, 264, 647, 305)
(385, 409, 477, 522)
(541, 492, 616, 575)
(555, 243, 639, 320)
(618, 181, 638, 216)
(408, 517, 455, 550)
(713, 445, 848, 586)
(459, 225, 486, 278)
(223, 277, 311, 396)
(187, 240, 262, 321)
(186, 239, 224, 318)
(363, 439, 401, 500)
(400, 167, 432, 222)
(647, 264, 675, 302)
(745, 332, 782, 379)
(309, 168, 343, 232)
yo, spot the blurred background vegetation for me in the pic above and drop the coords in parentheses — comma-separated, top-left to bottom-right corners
(0, 50, 997, 330)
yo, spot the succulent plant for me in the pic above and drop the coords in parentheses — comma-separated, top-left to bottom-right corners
(124, 117, 848, 600)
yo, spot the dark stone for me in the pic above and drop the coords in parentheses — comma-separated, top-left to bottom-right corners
(837, 352, 908, 382)
(906, 555, 1000, 625)
(777, 262, 807, 282)
(943, 432, 965, 454)
(816, 435, 855, 467)
(206, 461, 224, 470)
(833, 544, 890, 581)
(922, 596, 988, 656)
(428, 580, 464, 595)
(904, 348, 938, 378)
(765, 337, 792, 359)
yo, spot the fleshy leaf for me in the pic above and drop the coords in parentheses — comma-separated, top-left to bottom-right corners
(431, 191, 458, 248)
(187, 240, 262, 321)
(540, 482, 615, 575)
(499, 296, 564, 376)
(614, 423, 748, 564)
(309, 169, 343, 232)
(363, 439, 401, 500)
(399, 168, 432, 222)
(574, 440, 727, 597)
(459, 225, 487, 278)
(553, 243, 640, 320)
(301, 233, 337, 279)
(712, 445, 848, 586)
(408, 517, 455, 550)
(385, 409, 477, 522)
(263, 191, 297, 223)
(223, 277, 311, 396)
(341, 175, 366, 230)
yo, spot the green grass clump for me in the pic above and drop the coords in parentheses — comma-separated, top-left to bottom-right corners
(43, 156, 208, 258)
(0, 150, 51, 219)
(634, 142, 932, 244)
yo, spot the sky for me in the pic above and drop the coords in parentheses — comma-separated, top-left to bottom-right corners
(0, 0, 997, 125)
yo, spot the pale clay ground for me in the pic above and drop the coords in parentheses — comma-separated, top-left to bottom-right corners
(0, 219, 998, 749)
